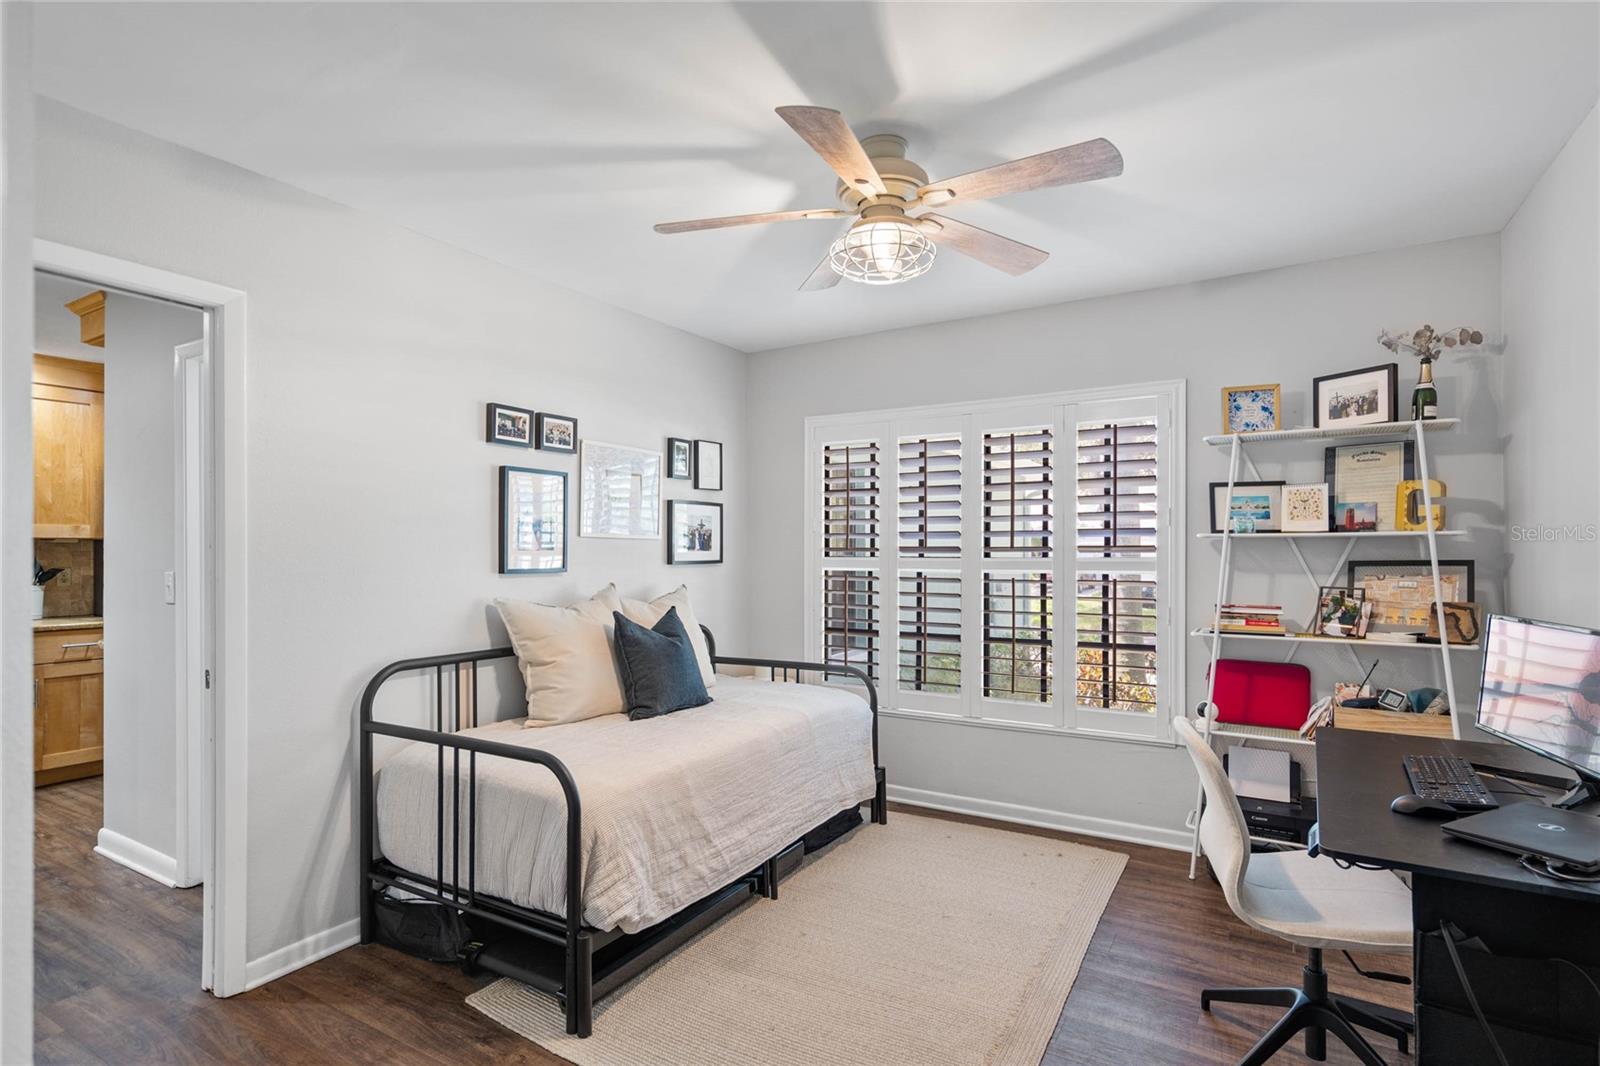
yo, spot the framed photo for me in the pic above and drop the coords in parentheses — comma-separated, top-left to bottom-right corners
(1312, 363, 1399, 428)
(1281, 483, 1330, 532)
(486, 402, 534, 447)
(1347, 559, 1475, 629)
(535, 412, 578, 453)
(1209, 481, 1285, 533)
(668, 499, 723, 565)
(666, 437, 693, 480)
(1220, 384, 1281, 435)
(693, 439, 723, 491)
(1316, 585, 1371, 638)
(499, 466, 566, 574)
(1333, 501, 1379, 532)
(579, 439, 661, 539)
(1324, 440, 1414, 531)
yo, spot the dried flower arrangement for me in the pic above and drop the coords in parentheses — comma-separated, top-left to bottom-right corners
(1378, 324, 1484, 362)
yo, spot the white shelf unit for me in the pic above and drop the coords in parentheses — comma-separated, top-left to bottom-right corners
(1187, 418, 1469, 879)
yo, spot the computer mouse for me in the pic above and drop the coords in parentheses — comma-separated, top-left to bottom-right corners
(1390, 793, 1458, 818)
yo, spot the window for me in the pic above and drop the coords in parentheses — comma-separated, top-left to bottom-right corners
(1074, 419, 1160, 715)
(807, 383, 1181, 743)
(898, 571, 960, 694)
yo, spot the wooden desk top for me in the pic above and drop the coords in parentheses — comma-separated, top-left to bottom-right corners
(1314, 728, 1600, 903)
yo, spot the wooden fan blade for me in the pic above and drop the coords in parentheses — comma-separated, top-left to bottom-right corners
(919, 138, 1123, 206)
(775, 106, 888, 197)
(654, 208, 847, 234)
(799, 252, 843, 292)
(916, 214, 1048, 276)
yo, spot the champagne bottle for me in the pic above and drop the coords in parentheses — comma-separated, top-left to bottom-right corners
(1411, 358, 1438, 420)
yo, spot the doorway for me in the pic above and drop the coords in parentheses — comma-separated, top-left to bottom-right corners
(30, 241, 248, 1001)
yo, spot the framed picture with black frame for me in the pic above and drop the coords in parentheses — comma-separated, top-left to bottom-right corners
(693, 439, 723, 491)
(485, 402, 534, 447)
(1208, 480, 1286, 533)
(499, 466, 567, 574)
(667, 499, 723, 565)
(535, 412, 578, 453)
(1324, 440, 1415, 532)
(1346, 558, 1475, 630)
(666, 437, 693, 480)
(1311, 363, 1399, 428)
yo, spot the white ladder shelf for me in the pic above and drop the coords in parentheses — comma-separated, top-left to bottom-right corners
(1187, 418, 1467, 878)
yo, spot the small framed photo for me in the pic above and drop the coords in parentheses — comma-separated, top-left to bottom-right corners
(1332, 500, 1379, 532)
(486, 402, 534, 447)
(693, 439, 723, 491)
(535, 412, 578, 453)
(1281, 483, 1330, 532)
(1220, 384, 1281, 435)
(1209, 481, 1285, 533)
(1316, 585, 1371, 638)
(1312, 363, 1399, 428)
(499, 466, 567, 574)
(667, 437, 693, 480)
(668, 499, 724, 565)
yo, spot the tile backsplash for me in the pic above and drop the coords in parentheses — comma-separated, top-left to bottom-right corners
(34, 539, 98, 617)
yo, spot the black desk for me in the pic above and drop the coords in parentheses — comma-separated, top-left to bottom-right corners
(1316, 729, 1600, 1064)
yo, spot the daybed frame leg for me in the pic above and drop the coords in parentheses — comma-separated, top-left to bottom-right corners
(872, 766, 888, 825)
(762, 857, 780, 900)
(565, 930, 594, 1037)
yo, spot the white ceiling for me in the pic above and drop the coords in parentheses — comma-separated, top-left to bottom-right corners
(32, 2, 1600, 353)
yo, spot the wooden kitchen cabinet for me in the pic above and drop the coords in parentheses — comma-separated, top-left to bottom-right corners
(33, 354, 105, 539)
(34, 625, 104, 786)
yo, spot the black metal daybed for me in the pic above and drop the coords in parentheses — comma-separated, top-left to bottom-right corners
(358, 625, 887, 1038)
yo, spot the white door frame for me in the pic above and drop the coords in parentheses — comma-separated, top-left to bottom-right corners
(33, 239, 250, 998)
(173, 339, 210, 897)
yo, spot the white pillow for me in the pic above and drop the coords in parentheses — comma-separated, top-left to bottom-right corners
(618, 585, 717, 688)
(495, 585, 627, 726)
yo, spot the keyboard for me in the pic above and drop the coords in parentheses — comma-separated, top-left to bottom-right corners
(1403, 753, 1500, 811)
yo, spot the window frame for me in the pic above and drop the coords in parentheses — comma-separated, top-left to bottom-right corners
(804, 382, 1185, 746)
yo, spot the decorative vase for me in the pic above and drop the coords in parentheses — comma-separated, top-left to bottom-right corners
(1410, 358, 1438, 421)
(31, 585, 45, 620)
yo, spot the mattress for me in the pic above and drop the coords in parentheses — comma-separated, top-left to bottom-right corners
(375, 675, 875, 933)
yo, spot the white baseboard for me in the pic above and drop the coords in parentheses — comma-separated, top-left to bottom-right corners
(94, 827, 180, 887)
(245, 918, 360, 991)
(887, 784, 1192, 852)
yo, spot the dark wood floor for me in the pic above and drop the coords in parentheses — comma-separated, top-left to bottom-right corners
(36, 778, 1412, 1064)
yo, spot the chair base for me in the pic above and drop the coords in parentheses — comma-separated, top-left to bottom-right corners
(1201, 948, 1413, 1065)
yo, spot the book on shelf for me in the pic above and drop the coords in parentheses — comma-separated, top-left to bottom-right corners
(1216, 603, 1287, 636)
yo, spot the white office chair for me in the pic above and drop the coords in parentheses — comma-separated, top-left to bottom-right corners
(1175, 716, 1415, 1065)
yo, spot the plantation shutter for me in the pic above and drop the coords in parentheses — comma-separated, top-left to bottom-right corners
(898, 435, 961, 557)
(897, 571, 961, 694)
(983, 428, 1053, 557)
(982, 571, 1053, 703)
(1074, 419, 1159, 713)
(822, 441, 880, 557)
(822, 569, 880, 681)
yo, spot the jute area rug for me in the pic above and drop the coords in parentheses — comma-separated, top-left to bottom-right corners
(467, 812, 1127, 1066)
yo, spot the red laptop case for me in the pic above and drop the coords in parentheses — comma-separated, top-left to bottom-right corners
(1207, 658, 1310, 730)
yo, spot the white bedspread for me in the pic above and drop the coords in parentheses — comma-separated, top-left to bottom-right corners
(375, 676, 875, 933)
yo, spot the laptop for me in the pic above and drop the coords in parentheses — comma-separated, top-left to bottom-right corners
(1442, 803, 1600, 872)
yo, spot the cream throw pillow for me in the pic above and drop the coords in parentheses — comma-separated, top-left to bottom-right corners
(495, 585, 627, 726)
(619, 585, 717, 688)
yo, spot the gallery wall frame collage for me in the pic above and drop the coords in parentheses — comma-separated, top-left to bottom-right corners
(485, 401, 724, 575)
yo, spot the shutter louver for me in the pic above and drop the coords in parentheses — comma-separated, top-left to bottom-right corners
(898, 435, 961, 557)
(983, 571, 1052, 703)
(984, 428, 1053, 557)
(822, 569, 879, 681)
(1075, 418, 1159, 715)
(897, 571, 960, 694)
(822, 442, 879, 557)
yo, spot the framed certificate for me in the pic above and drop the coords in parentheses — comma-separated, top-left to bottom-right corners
(1323, 441, 1415, 532)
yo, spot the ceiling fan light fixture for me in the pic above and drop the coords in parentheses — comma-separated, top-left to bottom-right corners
(828, 219, 936, 285)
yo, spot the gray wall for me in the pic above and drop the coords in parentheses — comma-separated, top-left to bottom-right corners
(34, 98, 750, 964)
(1501, 103, 1600, 625)
(747, 235, 1505, 840)
(35, 273, 203, 862)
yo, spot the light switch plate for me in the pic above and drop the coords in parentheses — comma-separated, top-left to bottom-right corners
(163, 570, 176, 605)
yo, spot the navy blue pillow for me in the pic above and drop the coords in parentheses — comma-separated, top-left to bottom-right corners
(612, 607, 712, 720)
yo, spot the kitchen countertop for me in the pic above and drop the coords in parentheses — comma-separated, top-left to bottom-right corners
(33, 616, 103, 632)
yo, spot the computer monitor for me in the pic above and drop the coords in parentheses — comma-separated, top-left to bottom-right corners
(1475, 613, 1600, 806)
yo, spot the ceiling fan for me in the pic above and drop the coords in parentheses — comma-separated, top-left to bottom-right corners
(654, 106, 1123, 291)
